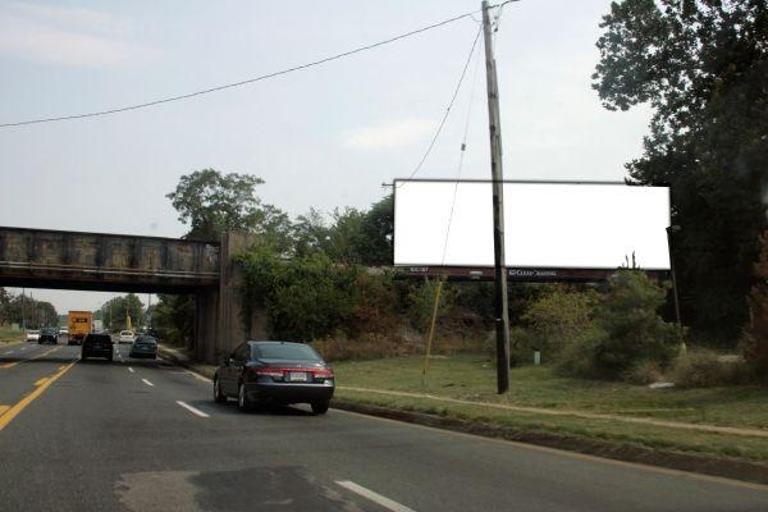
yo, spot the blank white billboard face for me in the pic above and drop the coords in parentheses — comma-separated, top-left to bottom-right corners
(394, 181, 671, 270)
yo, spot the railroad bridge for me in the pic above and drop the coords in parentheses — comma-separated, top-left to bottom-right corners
(0, 226, 266, 363)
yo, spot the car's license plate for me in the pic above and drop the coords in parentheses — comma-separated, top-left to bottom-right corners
(289, 372, 308, 382)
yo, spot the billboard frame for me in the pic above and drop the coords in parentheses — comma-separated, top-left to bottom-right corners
(392, 178, 671, 272)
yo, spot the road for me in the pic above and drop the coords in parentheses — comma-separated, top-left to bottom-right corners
(0, 341, 766, 512)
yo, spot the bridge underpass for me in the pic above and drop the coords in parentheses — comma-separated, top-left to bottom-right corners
(0, 226, 266, 363)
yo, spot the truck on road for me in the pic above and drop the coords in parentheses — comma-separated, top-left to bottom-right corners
(68, 311, 93, 346)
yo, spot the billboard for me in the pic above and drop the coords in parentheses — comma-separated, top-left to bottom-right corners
(393, 180, 671, 270)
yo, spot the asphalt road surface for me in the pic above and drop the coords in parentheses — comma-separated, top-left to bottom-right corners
(1, 341, 767, 512)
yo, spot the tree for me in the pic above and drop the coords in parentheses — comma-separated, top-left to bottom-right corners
(358, 194, 394, 265)
(101, 294, 144, 331)
(593, 0, 768, 344)
(166, 168, 291, 247)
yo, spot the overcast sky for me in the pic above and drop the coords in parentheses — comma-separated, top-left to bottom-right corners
(0, 0, 652, 313)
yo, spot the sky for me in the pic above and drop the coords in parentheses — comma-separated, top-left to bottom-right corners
(0, 0, 653, 313)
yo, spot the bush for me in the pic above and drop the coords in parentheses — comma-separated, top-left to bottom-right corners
(623, 361, 664, 385)
(238, 248, 359, 341)
(521, 285, 597, 359)
(555, 326, 605, 378)
(557, 271, 680, 380)
(406, 278, 453, 331)
(670, 350, 749, 388)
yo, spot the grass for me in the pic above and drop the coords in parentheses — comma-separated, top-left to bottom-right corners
(332, 354, 768, 463)
(0, 325, 23, 344)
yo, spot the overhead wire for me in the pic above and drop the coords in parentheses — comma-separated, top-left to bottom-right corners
(440, 38, 484, 266)
(401, 22, 483, 185)
(0, 9, 481, 129)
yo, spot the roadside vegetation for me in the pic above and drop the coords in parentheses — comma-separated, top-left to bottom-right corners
(0, 325, 23, 343)
(333, 355, 768, 464)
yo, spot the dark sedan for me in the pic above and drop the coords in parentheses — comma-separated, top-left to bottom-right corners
(38, 328, 57, 345)
(81, 333, 113, 362)
(129, 335, 157, 359)
(213, 341, 334, 414)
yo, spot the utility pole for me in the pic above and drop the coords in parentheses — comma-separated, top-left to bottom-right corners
(21, 288, 26, 331)
(482, 0, 511, 394)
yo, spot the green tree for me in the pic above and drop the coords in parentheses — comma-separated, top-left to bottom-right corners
(101, 294, 144, 331)
(166, 168, 291, 248)
(238, 247, 360, 341)
(593, 0, 768, 344)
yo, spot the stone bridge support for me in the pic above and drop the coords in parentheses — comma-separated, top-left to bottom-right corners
(194, 232, 268, 364)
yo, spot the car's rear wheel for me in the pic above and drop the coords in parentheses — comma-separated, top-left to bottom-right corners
(213, 378, 227, 403)
(81, 353, 88, 361)
(311, 400, 330, 415)
(237, 382, 251, 412)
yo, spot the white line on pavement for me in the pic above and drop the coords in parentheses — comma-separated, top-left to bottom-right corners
(176, 400, 210, 418)
(335, 481, 416, 512)
(128, 367, 135, 373)
(141, 378, 154, 387)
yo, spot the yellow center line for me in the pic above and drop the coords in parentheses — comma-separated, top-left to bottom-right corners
(0, 406, 8, 415)
(0, 359, 77, 432)
(0, 346, 61, 369)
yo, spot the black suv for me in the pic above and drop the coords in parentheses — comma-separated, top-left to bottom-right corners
(81, 333, 113, 362)
(38, 328, 58, 345)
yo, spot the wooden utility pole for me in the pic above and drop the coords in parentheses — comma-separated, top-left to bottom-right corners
(482, 0, 511, 393)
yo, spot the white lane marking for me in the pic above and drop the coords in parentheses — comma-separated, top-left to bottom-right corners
(20, 346, 28, 351)
(335, 481, 416, 512)
(128, 367, 135, 373)
(176, 400, 210, 418)
(5, 350, 14, 355)
(141, 378, 154, 387)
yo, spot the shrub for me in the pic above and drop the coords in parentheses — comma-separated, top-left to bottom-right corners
(406, 278, 454, 331)
(521, 285, 597, 359)
(555, 326, 605, 378)
(557, 271, 680, 380)
(238, 248, 359, 341)
(623, 361, 664, 385)
(670, 350, 749, 388)
(592, 271, 680, 378)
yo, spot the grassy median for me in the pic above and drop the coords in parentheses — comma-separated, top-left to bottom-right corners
(0, 325, 23, 344)
(332, 355, 768, 464)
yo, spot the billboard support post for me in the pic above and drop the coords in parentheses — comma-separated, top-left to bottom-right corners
(482, 0, 511, 393)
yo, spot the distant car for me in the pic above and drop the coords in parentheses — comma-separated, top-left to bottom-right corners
(81, 333, 113, 361)
(118, 330, 136, 344)
(25, 330, 40, 342)
(59, 328, 68, 336)
(213, 341, 334, 415)
(38, 328, 57, 345)
(129, 336, 157, 359)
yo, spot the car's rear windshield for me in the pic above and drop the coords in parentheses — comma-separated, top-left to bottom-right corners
(87, 334, 111, 343)
(253, 343, 321, 361)
(136, 336, 156, 344)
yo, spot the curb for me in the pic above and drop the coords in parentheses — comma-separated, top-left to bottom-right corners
(331, 399, 768, 486)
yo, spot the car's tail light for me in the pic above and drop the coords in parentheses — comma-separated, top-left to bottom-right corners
(313, 368, 334, 379)
(253, 367, 285, 378)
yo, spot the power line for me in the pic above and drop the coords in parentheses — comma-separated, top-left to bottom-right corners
(440, 41, 483, 266)
(403, 22, 483, 183)
(0, 9, 481, 129)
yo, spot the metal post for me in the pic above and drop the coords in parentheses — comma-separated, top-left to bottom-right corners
(482, 0, 511, 393)
(21, 288, 26, 331)
(666, 226, 685, 351)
